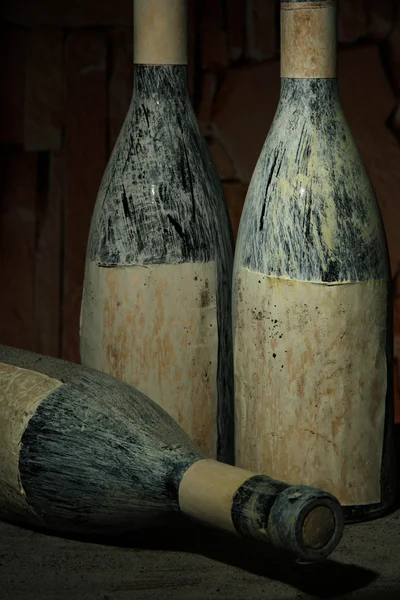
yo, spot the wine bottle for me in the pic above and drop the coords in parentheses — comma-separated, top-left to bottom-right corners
(0, 345, 344, 562)
(233, 0, 395, 523)
(79, 0, 234, 464)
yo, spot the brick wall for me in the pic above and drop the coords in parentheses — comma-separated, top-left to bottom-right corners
(0, 0, 399, 420)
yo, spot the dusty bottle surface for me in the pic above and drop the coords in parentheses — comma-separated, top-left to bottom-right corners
(233, 0, 395, 523)
(0, 344, 344, 562)
(80, 0, 234, 463)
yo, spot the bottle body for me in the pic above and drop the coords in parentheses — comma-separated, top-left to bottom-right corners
(0, 345, 344, 561)
(80, 1, 234, 464)
(233, 1, 395, 522)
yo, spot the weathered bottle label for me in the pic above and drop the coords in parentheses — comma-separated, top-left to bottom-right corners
(281, 1, 337, 78)
(80, 260, 219, 457)
(234, 269, 387, 506)
(0, 362, 62, 515)
(134, 0, 187, 65)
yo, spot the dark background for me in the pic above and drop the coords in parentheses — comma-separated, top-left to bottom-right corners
(0, 0, 399, 420)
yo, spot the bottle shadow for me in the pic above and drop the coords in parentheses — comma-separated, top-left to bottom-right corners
(11, 515, 378, 600)
(392, 423, 400, 511)
(132, 521, 379, 599)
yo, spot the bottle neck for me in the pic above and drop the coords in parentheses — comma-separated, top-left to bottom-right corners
(178, 459, 343, 562)
(281, 0, 337, 79)
(133, 65, 189, 102)
(133, 0, 187, 66)
(278, 78, 340, 116)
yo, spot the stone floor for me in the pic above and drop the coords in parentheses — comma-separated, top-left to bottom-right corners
(0, 503, 399, 600)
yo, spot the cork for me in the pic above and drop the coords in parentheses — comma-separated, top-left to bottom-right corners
(134, 0, 187, 65)
(281, 1, 337, 78)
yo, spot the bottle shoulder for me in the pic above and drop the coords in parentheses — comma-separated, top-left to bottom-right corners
(235, 106, 389, 282)
(106, 96, 216, 185)
(87, 97, 232, 266)
(13, 349, 201, 530)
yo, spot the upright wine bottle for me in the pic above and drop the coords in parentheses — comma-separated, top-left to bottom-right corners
(233, 0, 395, 522)
(80, 0, 234, 462)
(0, 345, 344, 562)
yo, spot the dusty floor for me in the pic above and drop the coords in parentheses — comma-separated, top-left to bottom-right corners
(0, 504, 399, 600)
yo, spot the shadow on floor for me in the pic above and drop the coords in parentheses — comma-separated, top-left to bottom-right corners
(331, 589, 400, 600)
(7, 513, 378, 599)
(393, 423, 400, 511)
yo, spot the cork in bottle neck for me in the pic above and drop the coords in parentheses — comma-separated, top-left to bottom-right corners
(134, 0, 188, 66)
(281, 1, 337, 79)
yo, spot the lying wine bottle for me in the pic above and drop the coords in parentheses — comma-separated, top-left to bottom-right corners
(233, 0, 395, 523)
(79, 0, 234, 463)
(0, 345, 344, 562)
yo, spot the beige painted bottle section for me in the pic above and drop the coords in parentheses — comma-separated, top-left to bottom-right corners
(281, 1, 337, 78)
(179, 459, 253, 533)
(234, 269, 387, 506)
(0, 362, 62, 517)
(80, 260, 219, 457)
(134, 0, 187, 65)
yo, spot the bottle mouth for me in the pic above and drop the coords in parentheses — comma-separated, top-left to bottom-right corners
(302, 504, 337, 550)
(264, 487, 345, 562)
(296, 497, 344, 561)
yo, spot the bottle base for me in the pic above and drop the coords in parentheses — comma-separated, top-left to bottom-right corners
(343, 497, 396, 524)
